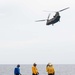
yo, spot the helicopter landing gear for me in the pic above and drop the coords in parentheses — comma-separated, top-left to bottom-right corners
(52, 24, 54, 26)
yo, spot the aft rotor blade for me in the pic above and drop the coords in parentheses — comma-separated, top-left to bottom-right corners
(35, 19, 46, 22)
(43, 10, 56, 12)
(59, 7, 69, 12)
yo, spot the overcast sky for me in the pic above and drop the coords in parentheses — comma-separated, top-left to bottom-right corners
(0, 0, 75, 64)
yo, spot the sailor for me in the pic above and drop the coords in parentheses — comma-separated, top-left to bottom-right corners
(14, 64, 21, 75)
(32, 63, 39, 75)
(46, 63, 55, 75)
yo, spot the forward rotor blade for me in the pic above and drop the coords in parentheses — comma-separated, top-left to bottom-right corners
(35, 19, 46, 22)
(59, 7, 70, 12)
(47, 14, 50, 20)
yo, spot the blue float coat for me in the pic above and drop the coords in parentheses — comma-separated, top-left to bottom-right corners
(14, 67, 20, 75)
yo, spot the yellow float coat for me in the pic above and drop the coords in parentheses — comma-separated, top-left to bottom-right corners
(32, 66, 38, 74)
(46, 66, 55, 74)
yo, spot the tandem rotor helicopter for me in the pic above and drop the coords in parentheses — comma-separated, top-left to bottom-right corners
(35, 7, 69, 26)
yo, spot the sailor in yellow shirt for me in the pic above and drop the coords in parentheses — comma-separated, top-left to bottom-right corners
(32, 63, 39, 75)
(46, 63, 55, 75)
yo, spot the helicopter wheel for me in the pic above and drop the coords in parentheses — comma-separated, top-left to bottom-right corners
(52, 24, 54, 26)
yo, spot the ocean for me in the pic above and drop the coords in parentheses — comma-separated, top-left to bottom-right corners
(0, 64, 75, 75)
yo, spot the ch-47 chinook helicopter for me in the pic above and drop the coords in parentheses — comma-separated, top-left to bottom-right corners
(35, 7, 69, 26)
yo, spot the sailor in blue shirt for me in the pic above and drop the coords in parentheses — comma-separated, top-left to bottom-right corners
(14, 64, 21, 75)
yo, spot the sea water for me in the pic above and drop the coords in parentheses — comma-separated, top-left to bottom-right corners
(0, 64, 75, 75)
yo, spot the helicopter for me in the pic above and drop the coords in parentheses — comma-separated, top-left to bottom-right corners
(35, 7, 69, 26)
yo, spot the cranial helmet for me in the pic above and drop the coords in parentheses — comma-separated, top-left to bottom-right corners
(33, 63, 37, 66)
(17, 64, 20, 67)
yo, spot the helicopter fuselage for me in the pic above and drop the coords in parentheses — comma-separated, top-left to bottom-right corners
(46, 16, 60, 25)
(46, 12, 60, 25)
